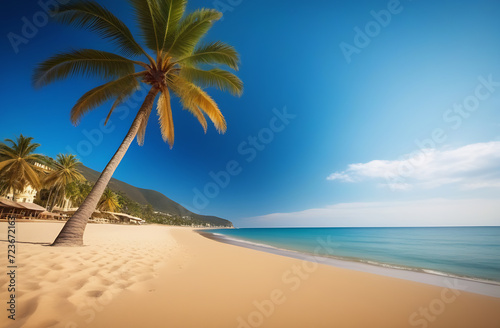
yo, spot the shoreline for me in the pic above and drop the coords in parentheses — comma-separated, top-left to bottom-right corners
(198, 230, 500, 298)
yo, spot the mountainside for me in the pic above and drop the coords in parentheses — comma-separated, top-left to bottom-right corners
(77, 164, 232, 227)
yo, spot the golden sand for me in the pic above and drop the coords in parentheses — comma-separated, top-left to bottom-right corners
(1, 222, 499, 328)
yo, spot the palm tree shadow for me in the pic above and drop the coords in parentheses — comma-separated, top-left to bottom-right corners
(0, 240, 51, 246)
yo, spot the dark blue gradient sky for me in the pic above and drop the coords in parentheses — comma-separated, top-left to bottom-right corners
(1, 0, 500, 227)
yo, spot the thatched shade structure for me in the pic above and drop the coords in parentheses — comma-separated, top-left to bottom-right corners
(0, 198, 24, 218)
(0, 198, 46, 219)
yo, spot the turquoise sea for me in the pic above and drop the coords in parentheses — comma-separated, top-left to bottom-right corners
(205, 227, 500, 282)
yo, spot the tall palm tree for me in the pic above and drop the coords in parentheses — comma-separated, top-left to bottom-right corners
(98, 188, 121, 212)
(33, 0, 243, 246)
(0, 135, 46, 199)
(44, 154, 85, 210)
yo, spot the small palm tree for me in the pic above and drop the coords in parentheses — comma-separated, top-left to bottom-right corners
(33, 0, 243, 246)
(65, 180, 92, 207)
(98, 188, 121, 212)
(45, 154, 85, 210)
(0, 135, 46, 199)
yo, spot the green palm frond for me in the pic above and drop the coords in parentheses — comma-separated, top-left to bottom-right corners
(56, 0, 150, 60)
(70, 73, 143, 125)
(158, 0, 187, 50)
(180, 67, 243, 96)
(166, 9, 222, 57)
(104, 83, 141, 125)
(33, 49, 136, 88)
(178, 41, 239, 70)
(128, 0, 164, 53)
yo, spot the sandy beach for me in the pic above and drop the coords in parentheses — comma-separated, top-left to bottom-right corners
(1, 222, 500, 328)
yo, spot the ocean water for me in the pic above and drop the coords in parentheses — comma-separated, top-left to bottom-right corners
(206, 227, 500, 282)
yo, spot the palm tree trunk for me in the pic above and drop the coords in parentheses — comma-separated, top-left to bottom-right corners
(46, 188, 53, 210)
(50, 188, 60, 212)
(55, 187, 66, 210)
(51, 88, 159, 246)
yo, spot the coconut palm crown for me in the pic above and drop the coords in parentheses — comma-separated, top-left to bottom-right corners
(0, 135, 46, 197)
(45, 154, 85, 210)
(33, 0, 243, 246)
(98, 188, 121, 213)
(45, 154, 85, 189)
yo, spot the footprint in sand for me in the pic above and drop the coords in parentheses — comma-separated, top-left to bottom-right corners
(99, 278, 113, 286)
(50, 264, 64, 270)
(72, 278, 87, 291)
(116, 281, 134, 289)
(44, 271, 63, 283)
(82, 268, 99, 276)
(16, 297, 38, 319)
(86, 290, 104, 298)
(109, 264, 122, 272)
(55, 289, 72, 299)
(136, 273, 154, 282)
(24, 281, 41, 291)
(36, 319, 60, 328)
(32, 268, 50, 276)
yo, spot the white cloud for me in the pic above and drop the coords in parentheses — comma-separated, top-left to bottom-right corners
(327, 141, 500, 190)
(239, 199, 500, 228)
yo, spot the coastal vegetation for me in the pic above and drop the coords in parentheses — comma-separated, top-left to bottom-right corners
(44, 154, 85, 211)
(0, 134, 231, 227)
(33, 0, 242, 246)
(98, 188, 121, 212)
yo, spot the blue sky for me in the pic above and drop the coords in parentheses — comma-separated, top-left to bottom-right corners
(1, 0, 500, 227)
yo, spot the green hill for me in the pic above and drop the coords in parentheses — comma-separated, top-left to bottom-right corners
(77, 164, 232, 227)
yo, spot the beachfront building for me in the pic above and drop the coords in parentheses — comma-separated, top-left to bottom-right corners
(5, 185, 74, 209)
(5, 184, 38, 203)
(109, 212, 145, 225)
(52, 208, 145, 225)
(1, 194, 144, 224)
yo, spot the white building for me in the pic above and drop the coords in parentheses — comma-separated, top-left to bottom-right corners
(5, 162, 72, 208)
(6, 184, 38, 203)
(5, 162, 50, 203)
